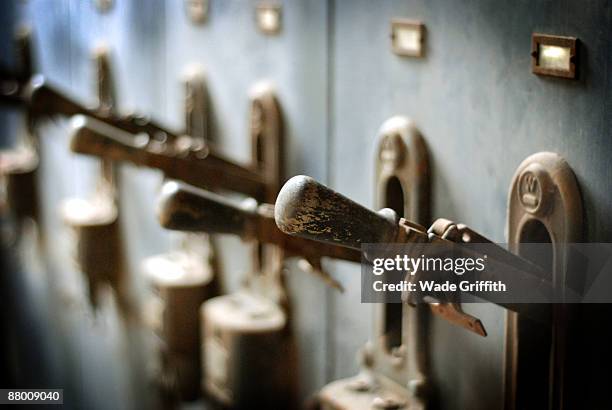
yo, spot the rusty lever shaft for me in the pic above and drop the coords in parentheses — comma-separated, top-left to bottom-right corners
(25, 75, 185, 139)
(157, 180, 361, 264)
(6, 75, 267, 198)
(69, 115, 266, 198)
(2, 74, 176, 139)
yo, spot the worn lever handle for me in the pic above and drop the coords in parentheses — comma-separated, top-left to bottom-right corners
(275, 175, 400, 249)
(69, 115, 266, 198)
(157, 180, 361, 263)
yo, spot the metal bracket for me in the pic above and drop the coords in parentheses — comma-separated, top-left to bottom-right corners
(426, 220, 488, 337)
(249, 82, 283, 204)
(246, 82, 286, 304)
(320, 116, 430, 409)
(183, 67, 208, 146)
(60, 45, 123, 308)
(92, 45, 118, 200)
(504, 152, 583, 410)
(142, 233, 216, 401)
(199, 84, 296, 408)
(374, 117, 429, 406)
(274, 168, 580, 407)
(142, 68, 217, 401)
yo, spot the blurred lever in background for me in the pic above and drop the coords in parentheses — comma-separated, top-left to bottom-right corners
(1, 73, 186, 140)
(1, 49, 269, 200)
(157, 180, 361, 290)
(69, 115, 266, 198)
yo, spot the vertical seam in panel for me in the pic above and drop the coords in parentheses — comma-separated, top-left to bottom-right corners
(324, 0, 336, 383)
(161, 0, 167, 121)
(67, 1, 73, 85)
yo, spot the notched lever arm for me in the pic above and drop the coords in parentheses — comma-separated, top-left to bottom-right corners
(275, 176, 553, 324)
(2, 74, 175, 139)
(5, 74, 267, 197)
(24, 75, 185, 138)
(69, 115, 266, 198)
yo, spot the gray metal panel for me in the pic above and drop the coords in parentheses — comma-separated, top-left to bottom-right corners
(330, 1, 611, 409)
(1, 1, 610, 409)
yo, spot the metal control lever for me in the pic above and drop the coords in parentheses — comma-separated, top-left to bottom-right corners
(1, 74, 124, 126)
(3, 74, 183, 140)
(2, 73, 268, 198)
(157, 180, 361, 290)
(275, 175, 418, 247)
(275, 175, 553, 324)
(69, 115, 266, 198)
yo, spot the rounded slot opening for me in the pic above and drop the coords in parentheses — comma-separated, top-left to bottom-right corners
(515, 218, 554, 410)
(255, 132, 264, 168)
(383, 176, 405, 353)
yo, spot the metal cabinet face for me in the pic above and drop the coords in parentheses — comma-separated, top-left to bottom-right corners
(329, 2, 611, 409)
(1, 1, 611, 409)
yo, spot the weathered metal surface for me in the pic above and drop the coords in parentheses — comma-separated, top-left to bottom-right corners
(320, 372, 413, 410)
(143, 241, 216, 402)
(69, 114, 266, 198)
(1, 67, 267, 198)
(202, 291, 292, 409)
(249, 83, 283, 204)
(276, 175, 400, 248)
(371, 118, 429, 409)
(157, 180, 361, 262)
(505, 152, 583, 410)
(329, 3, 610, 408)
(275, 177, 556, 322)
(1, 1, 610, 409)
(531, 34, 578, 79)
(183, 68, 208, 144)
